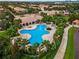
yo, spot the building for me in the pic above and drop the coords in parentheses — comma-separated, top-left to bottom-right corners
(14, 14, 43, 26)
(72, 19, 79, 25)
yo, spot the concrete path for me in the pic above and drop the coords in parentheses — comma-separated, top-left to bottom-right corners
(46, 24, 56, 43)
(54, 25, 79, 59)
(54, 25, 72, 59)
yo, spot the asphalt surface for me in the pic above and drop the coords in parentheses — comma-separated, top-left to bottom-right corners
(74, 28, 79, 59)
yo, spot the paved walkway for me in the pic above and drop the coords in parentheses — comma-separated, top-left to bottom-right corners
(54, 25, 72, 59)
(44, 24, 56, 43)
(54, 25, 79, 59)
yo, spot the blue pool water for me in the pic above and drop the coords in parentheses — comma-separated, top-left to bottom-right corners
(20, 24, 49, 45)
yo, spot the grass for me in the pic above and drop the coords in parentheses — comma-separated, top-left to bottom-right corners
(64, 27, 76, 59)
(0, 31, 9, 38)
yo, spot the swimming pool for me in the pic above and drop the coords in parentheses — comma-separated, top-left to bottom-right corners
(20, 24, 49, 45)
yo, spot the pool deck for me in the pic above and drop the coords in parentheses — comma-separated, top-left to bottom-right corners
(18, 24, 56, 43)
(22, 24, 38, 30)
(42, 25, 56, 43)
(18, 24, 38, 40)
(21, 34, 31, 40)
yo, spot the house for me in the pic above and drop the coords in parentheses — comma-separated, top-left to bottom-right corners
(14, 14, 43, 26)
(13, 7, 26, 13)
(72, 19, 79, 25)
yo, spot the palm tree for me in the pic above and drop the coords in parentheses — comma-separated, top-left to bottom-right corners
(42, 40, 52, 51)
(0, 36, 12, 59)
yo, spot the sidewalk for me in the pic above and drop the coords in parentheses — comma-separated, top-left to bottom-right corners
(54, 25, 72, 59)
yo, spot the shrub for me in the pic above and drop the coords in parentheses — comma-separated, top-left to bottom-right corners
(46, 27, 52, 30)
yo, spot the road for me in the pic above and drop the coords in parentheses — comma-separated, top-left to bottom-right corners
(74, 28, 79, 59)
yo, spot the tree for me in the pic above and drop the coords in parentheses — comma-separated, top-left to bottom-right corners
(0, 35, 12, 59)
(42, 16, 53, 22)
(13, 19, 22, 28)
(27, 8, 35, 14)
(7, 26, 17, 37)
(43, 40, 52, 51)
(40, 12, 47, 16)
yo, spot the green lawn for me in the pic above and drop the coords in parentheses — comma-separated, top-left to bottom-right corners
(64, 27, 76, 59)
(0, 31, 9, 38)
